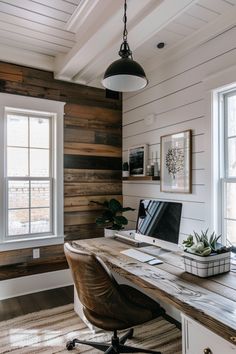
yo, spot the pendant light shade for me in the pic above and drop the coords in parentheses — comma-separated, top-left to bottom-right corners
(103, 58, 147, 92)
(102, 0, 148, 92)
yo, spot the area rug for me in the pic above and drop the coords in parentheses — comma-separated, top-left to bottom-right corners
(0, 304, 182, 354)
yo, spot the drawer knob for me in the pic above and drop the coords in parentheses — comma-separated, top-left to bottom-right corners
(230, 336, 236, 343)
(203, 349, 212, 354)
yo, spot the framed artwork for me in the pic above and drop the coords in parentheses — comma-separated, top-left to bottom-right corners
(129, 144, 147, 176)
(160, 130, 192, 193)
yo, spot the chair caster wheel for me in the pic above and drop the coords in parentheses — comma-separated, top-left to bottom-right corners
(66, 340, 75, 351)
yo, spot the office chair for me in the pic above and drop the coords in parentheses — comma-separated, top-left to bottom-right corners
(64, 242, 165, 353)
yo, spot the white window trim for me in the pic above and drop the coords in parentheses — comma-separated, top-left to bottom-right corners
(0, 93, 65, 251)
(203, 63, 236, 247)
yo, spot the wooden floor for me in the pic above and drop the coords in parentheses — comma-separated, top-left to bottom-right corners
(0, 285, 73, 321)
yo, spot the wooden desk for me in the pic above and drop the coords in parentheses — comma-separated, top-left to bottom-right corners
(72, 238, 236, 347)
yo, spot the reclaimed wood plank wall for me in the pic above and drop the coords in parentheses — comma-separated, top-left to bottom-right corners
(64, 103, 122, 239)
(0, 61, 122, 278)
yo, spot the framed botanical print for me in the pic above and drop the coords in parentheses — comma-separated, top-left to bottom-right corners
(160, 130, 192, 193)
(128, 144, 147, 176)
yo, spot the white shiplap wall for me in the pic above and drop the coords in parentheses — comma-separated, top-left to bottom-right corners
(122, 26, 236, 242)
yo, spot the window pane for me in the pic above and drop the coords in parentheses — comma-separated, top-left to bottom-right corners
(226, 219, 236, 245)
(8, 209, 29, 236)
(7, 147, 28, 177)
(228, 137, 236, 177)
(30, 117, 49, 148)
(31, 208, 50, 233)
(8, 181, 29, 209)
(227, 95, 236, 137)
(7, 115, 28, 147)
(226, 183, 236, 219)
(31, 181, 50, 207)
(30, 149, 49, 177)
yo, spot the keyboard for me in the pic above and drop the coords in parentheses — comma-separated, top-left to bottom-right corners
(120, 248, 163, 265)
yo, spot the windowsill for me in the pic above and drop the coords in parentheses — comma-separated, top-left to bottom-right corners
(0, 235, 65, 251)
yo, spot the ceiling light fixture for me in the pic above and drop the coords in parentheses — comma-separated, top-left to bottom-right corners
(102, 0, 148, 92)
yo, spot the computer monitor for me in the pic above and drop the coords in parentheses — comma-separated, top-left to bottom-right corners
(135, 199, 182, 251)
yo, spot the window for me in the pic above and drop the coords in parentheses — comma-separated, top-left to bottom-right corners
(0, 92, 64, 249)
(5, 111, 53, 239)
(219, 90, 236, 249)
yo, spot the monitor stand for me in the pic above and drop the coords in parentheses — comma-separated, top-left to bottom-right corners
(140, 245, 172, 257)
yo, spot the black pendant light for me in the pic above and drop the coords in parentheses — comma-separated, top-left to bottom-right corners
(102, 0, 148, 92)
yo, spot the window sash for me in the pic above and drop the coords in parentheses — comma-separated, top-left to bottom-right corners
(5, 176, 53, 239)
(4, 111, 54, 240)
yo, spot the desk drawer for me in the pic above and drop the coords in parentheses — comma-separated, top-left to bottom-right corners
(182, 314, 235, 354)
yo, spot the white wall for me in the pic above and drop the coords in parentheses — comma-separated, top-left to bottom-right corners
(123, 26, 236, 242)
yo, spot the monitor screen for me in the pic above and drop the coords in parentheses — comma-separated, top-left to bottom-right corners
(136, 199, 182, 246)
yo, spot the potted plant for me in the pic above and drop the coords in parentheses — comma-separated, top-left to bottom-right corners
(122, 162, 129, 178)
(182, 229, 231, 277)
(91, 198, 135, 237)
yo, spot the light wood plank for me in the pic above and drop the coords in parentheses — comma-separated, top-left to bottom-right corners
(64, 194, 122, 212)
(64, 142, 122, 157)
(64, 182, 122, 197)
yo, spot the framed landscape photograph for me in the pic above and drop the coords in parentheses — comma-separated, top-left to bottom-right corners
(160, 130, 192, 193)
(129, 144, 147, 176)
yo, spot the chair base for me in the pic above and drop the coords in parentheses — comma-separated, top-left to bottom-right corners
(66, 328, 161, 353)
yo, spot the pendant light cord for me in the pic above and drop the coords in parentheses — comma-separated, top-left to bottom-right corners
(123, 0, 128, 42)
(119, 0, 132, 59)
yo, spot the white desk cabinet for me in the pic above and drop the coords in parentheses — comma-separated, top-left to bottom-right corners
(182, 314, 236, 354)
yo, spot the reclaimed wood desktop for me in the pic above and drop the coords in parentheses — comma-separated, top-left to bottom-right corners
(72, 238, 236, 346)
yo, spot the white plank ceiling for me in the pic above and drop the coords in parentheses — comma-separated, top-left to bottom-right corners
(0, 0, 235, 88)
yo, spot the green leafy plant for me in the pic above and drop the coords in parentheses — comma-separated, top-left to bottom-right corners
(183, 229, 231, 256)
(91, 198, 135, 231)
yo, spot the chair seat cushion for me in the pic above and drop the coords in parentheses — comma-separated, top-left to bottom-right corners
(83, 285, 165, 331)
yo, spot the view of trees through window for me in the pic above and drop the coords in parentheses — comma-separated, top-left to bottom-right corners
(6, 113, 52, 237)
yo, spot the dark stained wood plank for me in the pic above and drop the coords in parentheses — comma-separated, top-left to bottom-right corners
(64, 128, 121, 147)
(0, 260, 68, 280)
(64, 224, 103, 240)
(64, 103, 122, 120)
(64, 194, 122, 212)
(0, 244, 65, 266)
(64, 182, 122, 196)
(3, 80, 60, 101)
(64, 155, 122, 170)
(64, 169, 121, 183)
(64, 210, 102, 226)
(0, 286, 73, 321)
(64, 128, 95, 144)
(95, 130, 121, 146)
(64, 142, 122, 157)
(64, 115, 121, 132)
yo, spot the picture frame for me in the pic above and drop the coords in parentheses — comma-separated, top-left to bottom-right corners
(128, 144, 148, 176)
(160, 130, 192, 193)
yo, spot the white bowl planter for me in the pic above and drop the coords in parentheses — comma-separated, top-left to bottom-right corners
(104, 228, 116, 238)
(183, 251, 231, 277)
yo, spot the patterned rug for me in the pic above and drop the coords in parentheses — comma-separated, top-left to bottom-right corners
(0, 304, 182, 354)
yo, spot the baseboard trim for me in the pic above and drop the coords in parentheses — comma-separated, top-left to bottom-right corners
(0, 269, 73, 300)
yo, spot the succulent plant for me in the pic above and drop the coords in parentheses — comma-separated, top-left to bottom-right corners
(183, 229, 231, 256)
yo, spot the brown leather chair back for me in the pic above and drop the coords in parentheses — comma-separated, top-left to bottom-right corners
(64, 243, 160, 330)
(65, 242, 127, 318)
